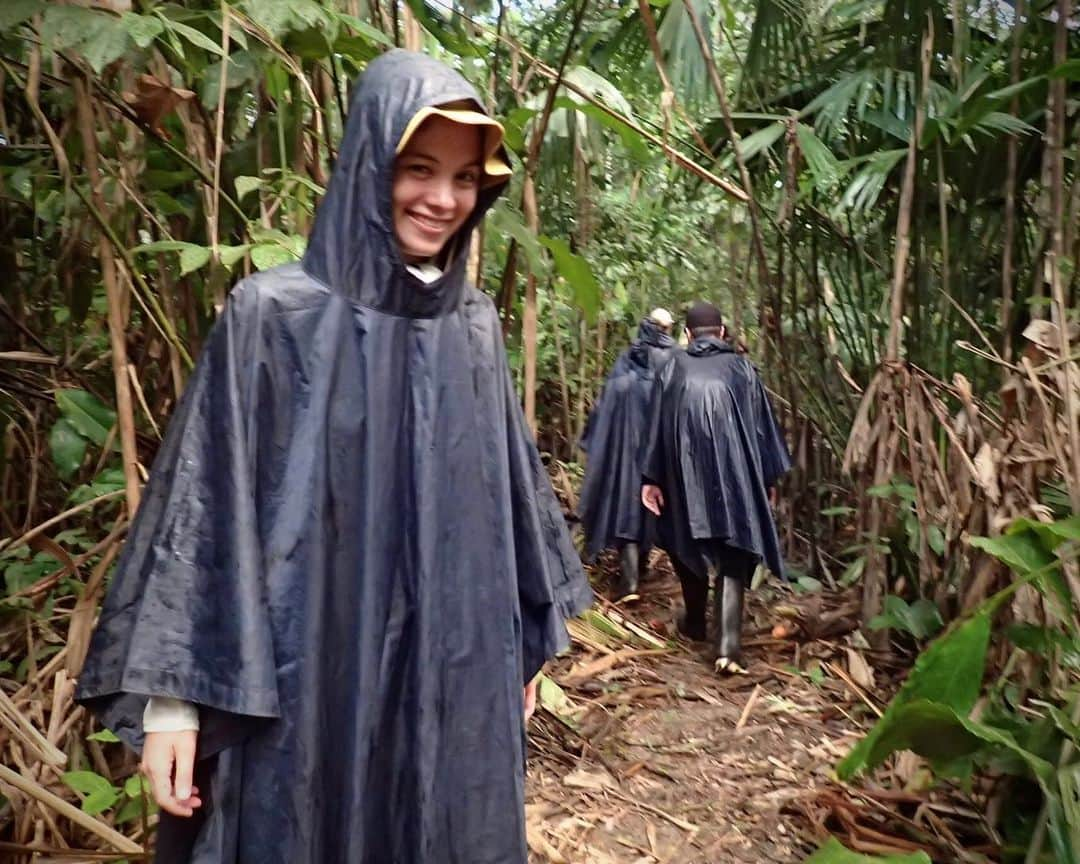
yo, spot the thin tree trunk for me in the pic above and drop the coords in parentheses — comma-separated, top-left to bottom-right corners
(862, 21, 933, 641)
(498, 242, 519, 338)
(683, 1, 772, 336)
(522, 176, 541, 429)
(575, 316, 589, 447)
(1049, 0, 1080, 512)
(552, 302, 574, 459)
(1001, 0, 1025, 362)
(520, 0, 589, 432)
(74, 77, 141, 515)
(402, 3, 423, 51)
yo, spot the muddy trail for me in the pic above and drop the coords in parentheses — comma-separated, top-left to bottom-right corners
(524, 552, 957, 864)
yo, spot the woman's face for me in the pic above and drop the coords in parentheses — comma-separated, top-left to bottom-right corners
(392, 116, 483, 263)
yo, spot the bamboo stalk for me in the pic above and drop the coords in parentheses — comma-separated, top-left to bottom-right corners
(1000, 0, 1025, 362)
(683, 0, 770, 314)
(74, 75, 141, 516)
(520, 0, 590, 433)
(0, 688, 66, 767)
(1047, 0, 1080, 514)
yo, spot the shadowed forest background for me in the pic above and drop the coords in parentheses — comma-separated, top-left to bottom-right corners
(0, 0, 1078, 861)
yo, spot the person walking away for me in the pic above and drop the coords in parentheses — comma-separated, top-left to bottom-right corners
(578, 309, 675, 601)
(640, 301, 789, 673)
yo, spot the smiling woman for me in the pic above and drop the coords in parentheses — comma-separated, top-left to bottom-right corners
(392, 116, 485, 262)
(74, 49, 592, 864)
(390, 102, 512, 265)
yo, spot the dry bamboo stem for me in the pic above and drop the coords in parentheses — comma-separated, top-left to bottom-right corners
(1000, 0, 1025, 362)
(1047, 0, 1080, 513)
(0, 688, 66, 766)
(683, 1, 769, 297)
(74, 75, 141, 516)
(520, 0, 589, 432)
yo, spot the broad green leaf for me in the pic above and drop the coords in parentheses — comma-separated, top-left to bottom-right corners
(122, 12, 164, 48)
(804, 837, 931, 863)
(179, 245, 212, 276)
(235, 176, 264, 202)
(49, 418, 87, 481)
(200, 52, 261, 107)
(551, 97, 651, 162)
(115, 796, 148, 824)
(839, 611, 990, 779)
(537, 673, 578, 728)
(843, 699, 1056, 786)
(0, 0, 45, 30)
(83, 787, 121, 815)
(869, 596, 943, 640)
(131, 240, 198, 254)
(539, 236, 600, 323)
(250, 244, 297, 271)
(242, 0, 332, 38)
(63, 771, 121, 814)
(55, 390, 117, 449)
(796, 123, 840, 186)
(219, 245, 253, 270)
(562, 66, 635, 117)
(984, 76, 1046, 100)
(40, 6, 132, 73)
(488, 202, 547, 277)
(926, 525, 946, 557)
(159, 15, 225, 56)
(732, 121, 784, 162)
(1049, 59, 1080, 80)
(971, 530, 1056, 575)
(124, 774, 150, 798)
(336, 13, 395, 46)
(87, 728, 121, 743)
(67, 468, 126, 505)
(402, 0, 479, 57)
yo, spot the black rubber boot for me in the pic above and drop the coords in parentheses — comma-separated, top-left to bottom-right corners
(612, 543, 641, 602)
(674, 558, 708, 641)
(713, 573, 746, 665)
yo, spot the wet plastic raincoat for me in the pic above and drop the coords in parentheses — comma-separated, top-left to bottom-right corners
(577, 319, 674, 559)
(641, 335, 791, 580)
(76, 50, 593, 864)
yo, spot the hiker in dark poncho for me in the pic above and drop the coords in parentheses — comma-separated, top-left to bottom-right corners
(640, 301, 790, 674)
(578, 309, 675, 601)
(75, 50, 592, 864)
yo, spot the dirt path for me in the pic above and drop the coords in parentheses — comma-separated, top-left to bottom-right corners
(525, 555, 878, 863)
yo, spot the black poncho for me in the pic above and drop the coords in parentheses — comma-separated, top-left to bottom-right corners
(641, 335, 791, 580)
(76, 50, 592, 864)
(577, 319, 674, 559)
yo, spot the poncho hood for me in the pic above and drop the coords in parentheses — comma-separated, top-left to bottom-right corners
(302, 50, 509, 318)
(629, 318, 676, 367)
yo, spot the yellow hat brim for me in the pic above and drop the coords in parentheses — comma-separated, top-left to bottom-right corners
(397, 105, 512, 186)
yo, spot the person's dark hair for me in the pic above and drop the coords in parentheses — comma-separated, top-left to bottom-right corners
(685, 301, 724, 339)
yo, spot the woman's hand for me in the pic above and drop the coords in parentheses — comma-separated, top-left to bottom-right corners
(523, 677, 539, 723)
(641, 484, 665, 516)
(141, 730, 202, 817)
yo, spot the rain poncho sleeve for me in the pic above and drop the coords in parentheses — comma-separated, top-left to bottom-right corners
(77, 283, 278, 756)
(507, 387, 592, 680)
(488, 304, 593, 680)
